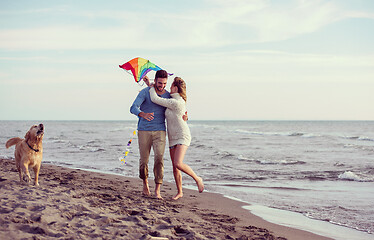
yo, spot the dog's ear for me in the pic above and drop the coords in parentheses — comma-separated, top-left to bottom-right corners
(25, 131, 30, 141)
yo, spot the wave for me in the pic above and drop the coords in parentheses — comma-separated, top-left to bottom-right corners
(293, 170, 374, 182)
(359, 137, 374, 142)
(211, 182, 308, 191)
(190, 141, 216, 151)
(89, 148, 106, 152)
(343, 144, 374, 153)
(235, 129, 374, 145)
(109, 126, 136, 133)
(300, 175, 330, 181)
(210, 175, 268, 182)
(49, 139, 67, 144)
(237, 155, 306, 165)
(343, 136, 374, 142)
(338, 171, 374, 182)
(216, 151, 235, 159)
(235, 129, 327, 139)
(191, 143, 212, 149)
(257, 159, 306, 165)
(77, 129, 97, 134)
(289, 132, 304, 137)
(0, 155, 13, 160)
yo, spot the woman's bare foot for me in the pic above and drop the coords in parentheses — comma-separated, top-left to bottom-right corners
(172, 192, 183, 200)
(196, 177, 204, 193)
(155, 193, 163, 199)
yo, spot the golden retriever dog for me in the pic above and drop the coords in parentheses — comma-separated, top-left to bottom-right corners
(6, 124, 44, 186)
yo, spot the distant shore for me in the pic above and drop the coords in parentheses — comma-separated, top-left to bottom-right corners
(0, 158, 331, 239)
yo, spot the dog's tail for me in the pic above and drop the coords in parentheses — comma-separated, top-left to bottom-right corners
(6, 138, 23, 149)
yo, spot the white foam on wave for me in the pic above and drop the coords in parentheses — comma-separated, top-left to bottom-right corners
(342, 135, 374, 142)
(235, 129, 325, 139)
(359, 136, 374, 142)
(338, 171, 372, 182)
(0, 155, 13, 160)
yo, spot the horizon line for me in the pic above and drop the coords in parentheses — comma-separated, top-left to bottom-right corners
(1, 119, 373, 122)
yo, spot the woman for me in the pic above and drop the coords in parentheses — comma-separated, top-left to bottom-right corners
(149, 77, 204, 200)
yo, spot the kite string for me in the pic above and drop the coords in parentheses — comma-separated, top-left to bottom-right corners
(123, 69, 148, 86)
(119, 130, 137, 164)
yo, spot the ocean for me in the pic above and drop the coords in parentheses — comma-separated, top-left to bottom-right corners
(1, 120, 373, 239)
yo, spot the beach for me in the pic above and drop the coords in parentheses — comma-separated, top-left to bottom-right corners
(0, 158, 331, 240)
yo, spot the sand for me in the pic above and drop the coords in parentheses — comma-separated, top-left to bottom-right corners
(0, 158, 332, 240)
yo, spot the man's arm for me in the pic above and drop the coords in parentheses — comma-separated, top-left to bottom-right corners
(130, 89, 154, 121)
(130, 91, 144, 117)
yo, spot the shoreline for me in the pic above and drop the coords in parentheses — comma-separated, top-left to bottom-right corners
(1, 158, 332, 239)
(244, 205, 374, 240)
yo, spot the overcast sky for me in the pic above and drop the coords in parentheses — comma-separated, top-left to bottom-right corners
(1, 0, 373, 120)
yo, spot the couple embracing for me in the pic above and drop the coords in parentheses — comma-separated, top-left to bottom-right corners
(130, 70, 204, 200)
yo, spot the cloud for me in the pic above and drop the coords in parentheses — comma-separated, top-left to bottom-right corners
(203, 0, 344, 42)
(1, 0, 372, 51)
(1, 0, 374, 52)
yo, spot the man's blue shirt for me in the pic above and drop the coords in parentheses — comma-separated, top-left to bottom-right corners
(130, 87, 171, 131)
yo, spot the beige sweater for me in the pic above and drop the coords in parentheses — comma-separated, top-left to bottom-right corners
(149, 87, 191, 147)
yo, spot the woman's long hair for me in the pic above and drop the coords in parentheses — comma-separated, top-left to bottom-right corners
(172, 77, 187, 102)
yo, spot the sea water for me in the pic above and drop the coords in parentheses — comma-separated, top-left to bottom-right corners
(1, 120, 373, 239)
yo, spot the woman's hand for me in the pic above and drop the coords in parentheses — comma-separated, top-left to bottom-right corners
(182, 111, 188, 121)
(143, 76, 150, 86)
(143, 75, 155, 88)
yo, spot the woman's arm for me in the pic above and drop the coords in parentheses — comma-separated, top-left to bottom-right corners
(149, 87, 177, 109)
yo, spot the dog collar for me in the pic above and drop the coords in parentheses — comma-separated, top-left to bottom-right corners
(26, 141, 39, 152)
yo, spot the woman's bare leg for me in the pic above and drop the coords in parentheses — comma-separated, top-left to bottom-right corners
(172, 145, 204, 194)
(170, 147, 183, 200)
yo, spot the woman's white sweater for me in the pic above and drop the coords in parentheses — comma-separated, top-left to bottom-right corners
(149, 87, 191, 147)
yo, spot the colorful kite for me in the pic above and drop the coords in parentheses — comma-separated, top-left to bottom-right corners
(119, 57, 160, 83)
(119, 57, 172, 83)
(119, 130, 137, 165)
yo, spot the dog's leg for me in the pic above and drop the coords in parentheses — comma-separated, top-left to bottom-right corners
(18, 169, 23, 183)
(21, 164, 31, 184)
(33, 165, 40, 186)
(17, 162, 23, 182)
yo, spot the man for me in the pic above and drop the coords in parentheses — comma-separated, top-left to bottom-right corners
(130, 70, 170, 199)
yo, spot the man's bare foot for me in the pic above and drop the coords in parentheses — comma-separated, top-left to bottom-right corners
(155, 183, 163, 199)
(143, 179, 151, 196)
(172, 192, 183, 200)
(143, 189, 151, 196)
(196, 177, 204, 193)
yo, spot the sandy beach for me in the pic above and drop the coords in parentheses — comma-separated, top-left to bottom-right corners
(0, 158, 331, 240)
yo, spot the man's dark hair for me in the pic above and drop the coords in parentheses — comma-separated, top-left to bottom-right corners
(155, 70, 168, 80)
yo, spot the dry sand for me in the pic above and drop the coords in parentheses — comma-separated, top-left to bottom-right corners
(0, 158, 332, 240)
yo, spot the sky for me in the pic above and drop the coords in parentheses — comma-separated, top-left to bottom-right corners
(1, 0, 374, 121)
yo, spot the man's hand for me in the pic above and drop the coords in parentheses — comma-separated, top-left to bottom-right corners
(139, 112, 154, 121)
(182, 111, 188, 121)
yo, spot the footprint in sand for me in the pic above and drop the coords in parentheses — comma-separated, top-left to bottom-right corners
(28, 205, 46, 212)
(173, 226, 190, 236)
(0, 206, 13, 214)
(19, 225, 46, 234)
